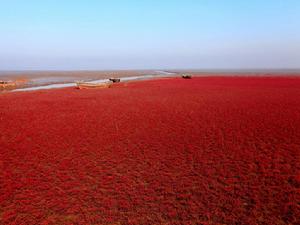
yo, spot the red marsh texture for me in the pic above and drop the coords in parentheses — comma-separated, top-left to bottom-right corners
(0, 77, 300, 224)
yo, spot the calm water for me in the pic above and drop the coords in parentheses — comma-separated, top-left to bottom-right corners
(13, 72, 177, 92)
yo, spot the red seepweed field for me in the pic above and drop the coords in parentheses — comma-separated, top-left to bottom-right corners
(0, 77, 300, 224)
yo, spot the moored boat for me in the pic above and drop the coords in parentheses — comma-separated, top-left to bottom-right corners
(182, 74, 192, 79)
(109, 78, 121, 83)
(76, 81, 112, 89)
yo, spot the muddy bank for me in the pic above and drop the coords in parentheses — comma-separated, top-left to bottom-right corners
(0, 70, 178, 91)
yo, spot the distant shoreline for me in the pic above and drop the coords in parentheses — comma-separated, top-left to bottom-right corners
(1, 68, 300, 75)
(1, 70, 300, 92)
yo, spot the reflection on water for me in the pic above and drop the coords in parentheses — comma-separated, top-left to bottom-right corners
(13, 83, 76, 92)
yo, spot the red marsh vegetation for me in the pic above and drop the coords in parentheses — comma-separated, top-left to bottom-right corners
(0, 77, 299, 224)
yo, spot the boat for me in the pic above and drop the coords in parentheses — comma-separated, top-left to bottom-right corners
(76, 81, 112, 89)
(109, 78, 121, 83)
(182, 74, 192, 79)
(0, 80, 17, 90)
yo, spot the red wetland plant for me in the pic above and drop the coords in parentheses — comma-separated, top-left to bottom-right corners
(0, 77, 300, 224)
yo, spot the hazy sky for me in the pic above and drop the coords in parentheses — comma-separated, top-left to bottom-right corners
(0, 0, 299, 70)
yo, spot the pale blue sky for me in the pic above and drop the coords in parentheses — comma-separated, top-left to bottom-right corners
(0, 0, 299, 70)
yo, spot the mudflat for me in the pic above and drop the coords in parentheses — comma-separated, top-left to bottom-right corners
(0, 70, 164, 88)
